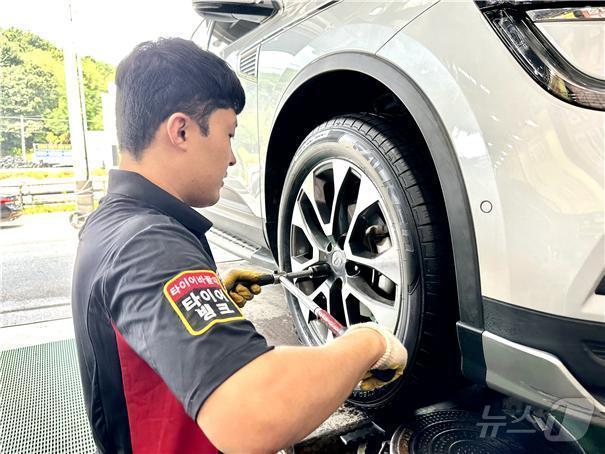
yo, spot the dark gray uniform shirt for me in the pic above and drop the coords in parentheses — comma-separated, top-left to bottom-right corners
(71, 169, 272, 453)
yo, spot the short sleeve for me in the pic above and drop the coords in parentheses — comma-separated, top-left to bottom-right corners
(103, 221, 273, 420)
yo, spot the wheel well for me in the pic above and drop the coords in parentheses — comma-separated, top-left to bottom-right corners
(265, 70, 436, 255)
(263, 52, 482, 329)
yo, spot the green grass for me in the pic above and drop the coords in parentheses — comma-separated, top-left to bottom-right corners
(23, 203, 76, 215)
(91, 168, 108, 177)
(0, 167, 108, 180)
(22, 198, 101, 215)
(0, 168, 75, 180)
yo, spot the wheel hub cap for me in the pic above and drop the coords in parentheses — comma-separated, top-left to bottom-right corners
(329, 250, 346, 275)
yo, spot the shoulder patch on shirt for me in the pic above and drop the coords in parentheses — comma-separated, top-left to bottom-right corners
(163, 270, 244, 335)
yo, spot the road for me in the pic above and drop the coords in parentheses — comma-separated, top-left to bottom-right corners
(0, 213, 78, 327)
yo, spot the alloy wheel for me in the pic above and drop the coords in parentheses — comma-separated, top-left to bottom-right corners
(288, 158, 405, 344)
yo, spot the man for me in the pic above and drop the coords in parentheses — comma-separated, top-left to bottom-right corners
(72, 38, 407, 453)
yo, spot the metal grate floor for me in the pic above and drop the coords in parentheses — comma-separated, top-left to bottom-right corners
(0, 339, 96, 453)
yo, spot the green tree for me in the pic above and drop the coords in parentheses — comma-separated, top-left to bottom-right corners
(1, 61, 59, 152)
(0, 27, 65, 154)
(81, 56, 115, 131)
(0, 27, 115, 155)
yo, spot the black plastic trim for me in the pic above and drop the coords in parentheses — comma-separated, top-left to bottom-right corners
(193, 0, 278, 23)
(267, 52, 484, 328)
(475, 1, 594, 11)
(484, 297, 605, 390)
(596, 276, 605, 296)
(456, 322, 487, 385)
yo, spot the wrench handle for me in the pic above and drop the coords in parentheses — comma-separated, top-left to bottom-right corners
(315, 308, 347, 337)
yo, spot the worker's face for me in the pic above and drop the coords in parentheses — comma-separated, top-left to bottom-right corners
(184, 108, 237, 207)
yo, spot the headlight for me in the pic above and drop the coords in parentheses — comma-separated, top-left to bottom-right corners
(475, 1, 605, 111)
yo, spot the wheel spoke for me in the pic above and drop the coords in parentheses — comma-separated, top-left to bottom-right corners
(297, 280, 329, 323)
(344, 245, 402, 287)
(343, 174, 382, 244)
(291, 256, 319, 273)
(328, 160, 352, 229)
(341, 293, 352, 327)
(343, 279, 398, 332)
(309, 320, 328, 341)
(290, 199, 326, 271)
(308, 280, 331, 303)
(301, 171, 333, 237)
(298, 295, 311, 324)
(340, 171, 402, 286)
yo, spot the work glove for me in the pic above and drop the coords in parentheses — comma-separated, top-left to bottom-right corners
(222, 269, 264, 307)
(345, 322, 408, 392)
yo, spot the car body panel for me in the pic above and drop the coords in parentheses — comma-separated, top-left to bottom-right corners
(483, 330, 605, 427)
(199, 0, 604, 323)
(196, 0, 439, 248)
(256, 0, 439, 215)
(378, 0, 604, 322)
(191, 24, 265, 245)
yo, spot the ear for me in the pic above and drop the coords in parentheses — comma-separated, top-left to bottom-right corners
(166, 113, 191, 148)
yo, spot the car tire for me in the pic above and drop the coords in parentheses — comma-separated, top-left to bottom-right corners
(277, 113, 459, 408)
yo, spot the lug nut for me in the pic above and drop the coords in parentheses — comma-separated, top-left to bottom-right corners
(345, 262, 360, 276)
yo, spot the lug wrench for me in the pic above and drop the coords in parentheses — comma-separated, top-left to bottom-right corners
(257, 263, 346, 336)
(256, 263, 397, 382)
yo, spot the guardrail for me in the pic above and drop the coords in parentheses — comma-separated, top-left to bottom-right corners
(0, 177, 108, 206)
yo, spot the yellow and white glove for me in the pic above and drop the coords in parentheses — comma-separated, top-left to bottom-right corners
(222, 269, 264, 307)
(346, 322, 408, 392)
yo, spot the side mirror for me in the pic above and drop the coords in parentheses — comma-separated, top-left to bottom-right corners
(192, 0, 278, 23)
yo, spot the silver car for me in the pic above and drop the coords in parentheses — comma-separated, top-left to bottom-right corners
(191, 0, 605, 426)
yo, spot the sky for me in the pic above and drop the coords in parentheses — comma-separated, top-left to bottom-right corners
(1, 0, 201, 65)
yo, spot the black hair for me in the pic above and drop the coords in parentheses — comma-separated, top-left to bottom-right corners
(115, 37, 245, 158)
